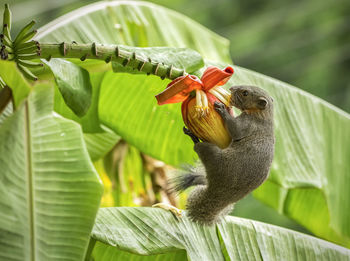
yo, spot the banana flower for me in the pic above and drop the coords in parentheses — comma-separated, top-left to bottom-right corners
(155, 66, 234, 148)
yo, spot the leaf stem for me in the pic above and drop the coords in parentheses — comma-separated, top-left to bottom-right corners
(37, 42, 185, 80)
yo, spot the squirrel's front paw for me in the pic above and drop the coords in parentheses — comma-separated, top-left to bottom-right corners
(214, 101, 226, 114)
(183, 127, 200, 144)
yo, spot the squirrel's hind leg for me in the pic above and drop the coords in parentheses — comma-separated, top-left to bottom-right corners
(187, 186, 224, 225)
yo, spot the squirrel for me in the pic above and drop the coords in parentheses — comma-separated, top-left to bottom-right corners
(170, 85, 275, 225)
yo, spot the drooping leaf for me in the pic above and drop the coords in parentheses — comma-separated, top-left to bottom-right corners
(35, 1, 231, 64)
(0, 60, 30, 107)
(91, 207, 350, 261)
(0, 83, 103, 261)
(52, 70, 105, 133)
(44, 58, 92, 117)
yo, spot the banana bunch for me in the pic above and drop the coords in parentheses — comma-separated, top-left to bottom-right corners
(0, 4, 42, 81)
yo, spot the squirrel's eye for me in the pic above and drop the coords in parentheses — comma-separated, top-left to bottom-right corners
(242, 90, 249, 96)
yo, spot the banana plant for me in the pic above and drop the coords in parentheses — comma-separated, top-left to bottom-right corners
(0, 1, 349, 260)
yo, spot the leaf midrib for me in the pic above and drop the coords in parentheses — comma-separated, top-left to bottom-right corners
(24, 101, 35, 261)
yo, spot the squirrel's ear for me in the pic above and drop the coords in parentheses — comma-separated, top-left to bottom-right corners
(257, 97, 268, 109)
(229, 86, 240, 92)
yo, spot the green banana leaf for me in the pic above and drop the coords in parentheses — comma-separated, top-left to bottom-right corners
(35, 1, 231, 63)
(0, 80, 103, 260)
(91, 207, 350, 261)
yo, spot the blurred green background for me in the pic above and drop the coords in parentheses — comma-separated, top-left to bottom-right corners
(2, 0, 348, 236)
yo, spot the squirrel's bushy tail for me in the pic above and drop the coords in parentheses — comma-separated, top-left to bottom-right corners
(168, 164, 206, 194)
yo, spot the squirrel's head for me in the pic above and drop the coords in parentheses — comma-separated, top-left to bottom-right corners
(229, 85, 273, 114)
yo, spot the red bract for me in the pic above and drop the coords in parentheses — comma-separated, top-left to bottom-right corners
(155, 66, 234, 105)
(200, 66, 234, 91)
(156, 75, 202, 105)
(155, 66, 234, 148)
